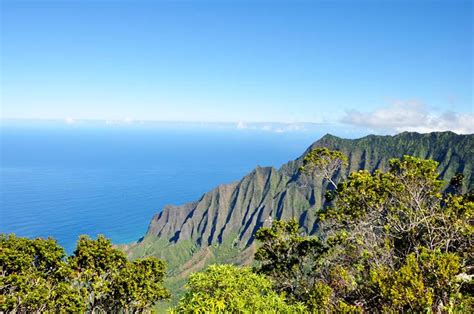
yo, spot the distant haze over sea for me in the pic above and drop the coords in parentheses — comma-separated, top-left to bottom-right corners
(0, 118, 363, 136)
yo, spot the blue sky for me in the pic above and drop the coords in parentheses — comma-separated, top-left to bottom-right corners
(1, 0, 472, 133)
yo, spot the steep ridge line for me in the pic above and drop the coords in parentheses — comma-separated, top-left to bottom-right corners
(126, 131, 473, 271)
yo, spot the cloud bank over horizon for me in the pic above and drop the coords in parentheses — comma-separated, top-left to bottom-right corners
(3, 104, 473, 137)
(341, 101, 474, 134)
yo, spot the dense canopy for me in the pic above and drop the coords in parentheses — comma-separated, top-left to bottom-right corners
(0, 235, 169, 312)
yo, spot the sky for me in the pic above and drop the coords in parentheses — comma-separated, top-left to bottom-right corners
(1, 0, 473, 134)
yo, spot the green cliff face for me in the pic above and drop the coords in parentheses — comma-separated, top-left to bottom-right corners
(126, 131, 473, 276)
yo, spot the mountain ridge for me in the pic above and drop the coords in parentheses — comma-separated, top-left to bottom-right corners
(126, 131, 473, 273)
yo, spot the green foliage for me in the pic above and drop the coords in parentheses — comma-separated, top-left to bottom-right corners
(307, 281, 332, 310)
(68, 235, 128, 311)
(1, 234, 170, 312)
(254, 219, 327, 303)
(300, 147, 348, 189)
(0, 234, 83, 312)
(331, 169, 394, 220)
(371, 248, 463, 312)
(328, 155, 471, 258)
(172, 264, 305, 313)
(300, 147, 348, 174)
(255, 152, 473, 312)
(108, 257, 170, 311)
(69, 235, 170, 312)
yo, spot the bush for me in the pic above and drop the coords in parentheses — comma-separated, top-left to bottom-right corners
(172, 264, 305, 313)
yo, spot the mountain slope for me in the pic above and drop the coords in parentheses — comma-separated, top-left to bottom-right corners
(126, 132, 473, 274)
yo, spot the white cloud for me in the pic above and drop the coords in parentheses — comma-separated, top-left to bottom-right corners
(236, 121, 247, 129)
(341, 101, 474, 134)
(105, 117, 136, 125)
(65, 117, 75, 124)
(234, 122, 308, 133)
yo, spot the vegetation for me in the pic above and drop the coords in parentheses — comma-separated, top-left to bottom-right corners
(300, 147, 348, 190)
(255, 152, 473, 312)
(0, 234, 169, 312)
(171, 264, 305, 313)
(254, 219, 327, 304)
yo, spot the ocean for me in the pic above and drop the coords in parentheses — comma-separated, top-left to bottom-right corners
(0, 122, 326, 253)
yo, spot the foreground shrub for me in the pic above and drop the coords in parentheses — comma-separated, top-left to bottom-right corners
(172, 264, 305, 313)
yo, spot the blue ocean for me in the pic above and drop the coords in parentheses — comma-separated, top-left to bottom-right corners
(1, 122, 327, 253)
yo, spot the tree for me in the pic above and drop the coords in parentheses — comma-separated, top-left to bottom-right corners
(1, 234, 170, 313)
(68, 235, 128, 312)
(255, 151, 473, 312)
(254, 219, 327, 304)
(172, 264, 305, 313)
(0, 234, 83, 312)
(69, 235, 170, 312)
(107, 257, 170, 312)
(300, 147, 348, 191)
(321, 155, 472, 311)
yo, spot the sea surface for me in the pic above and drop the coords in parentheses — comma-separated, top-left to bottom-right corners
(1, 123, 327, 252)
